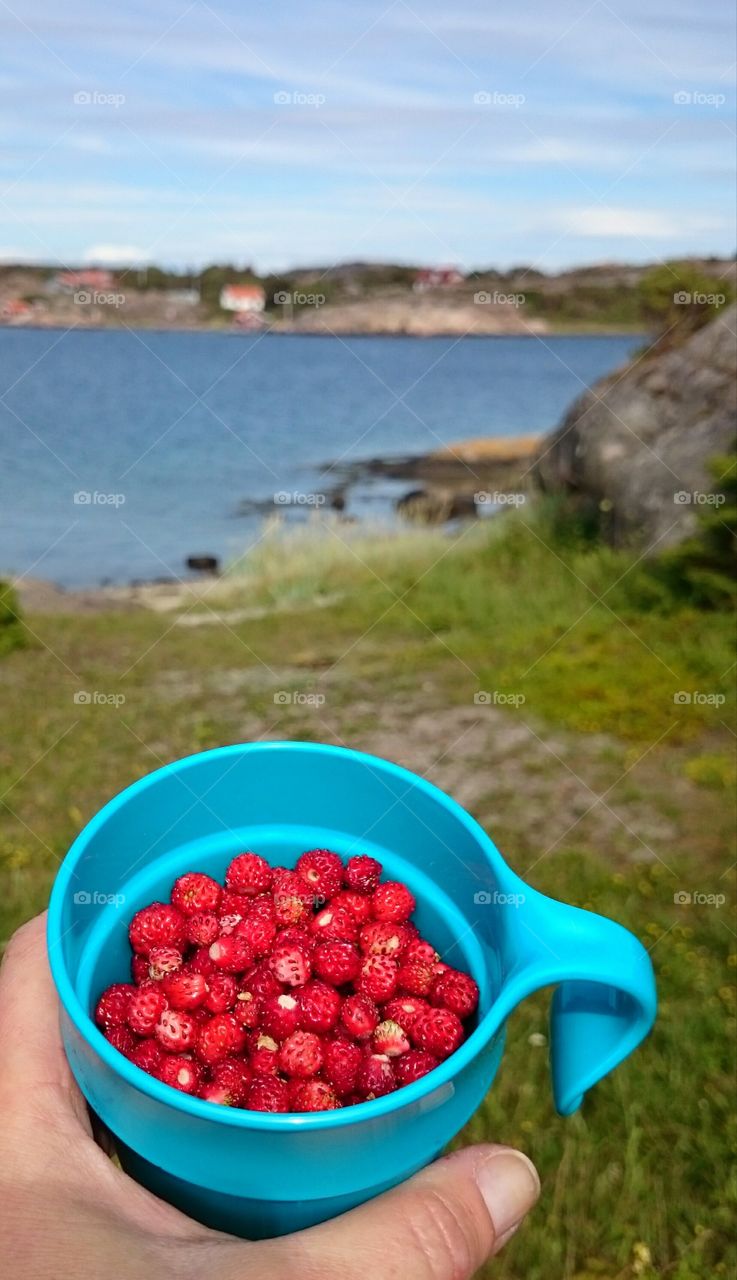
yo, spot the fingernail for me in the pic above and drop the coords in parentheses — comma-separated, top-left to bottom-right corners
(477, 1150, 540, 1239)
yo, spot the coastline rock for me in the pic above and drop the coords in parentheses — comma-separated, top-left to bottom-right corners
(396, 488, 478, 524)
(275, 295, 548, 337)
(533, 307, 737, 547)
(186, 555, 220, 574)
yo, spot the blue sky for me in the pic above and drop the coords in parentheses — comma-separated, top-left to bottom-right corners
(0, 0, 734, 272)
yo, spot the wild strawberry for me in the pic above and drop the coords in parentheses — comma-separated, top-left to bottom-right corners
(129, 903, 186, 955)
(158, 1055, 201, 1094)
(261, 992, 300, 1040)
(296, 848, 343, 901)
(218, 889, 252, 920)
(332, 889, 373, 925)
(356, 1053, 396, 1098)
(235, 910, 277, 958)
(358, 953, 398, 1002)
(209, 934, 253, 973)
(276, 924, 315, 954)
(412, 1008, 464, 1059)
(359, 921, 411, 957)
(430, 969, 479, 1019)
(162, 971, 208, 1010)
(373, 1019, 410, 1057)
(310, 904, 357, 943)
(127, 986, 168, 1036)
(313, 939, 361, 985)
(245, 1076, 290, 1112)
(297, 980, 341, 1033)
(95, 983, 135, 1029)
(371, 882, 415, 923)
(203, 972, 237, 1014)
(397, 959, 436, 997)
(249, 1032, 280, 1075)
(171, 871, 222, 916)
(185, 911, 220, 947)
(233, 988, 261, 1029)
(131, 955, 150, 985)
(323, 1037, 362, 1096)
(344, 854, 382, 894)
(195, 1013, 246, 1065)
(104, 1025, 138, 1057)
(290, 1079, 340, 1112)
(147, 946, 183, 981)
(395, 1049, 439, 1086)
(272, 870, 311, 925)
(189, 946, 218, 977)
(279, 1029, 323, 1078)
(155, 1008, 198, 1053)
(240, 964, 281, 1003)
(268, 940, 311, 987)
(382, 996, 429, 1032)
(340, 992, 379, 1040)
(226, 852, 273, 896)
(199, 1080, 236, 1105)
(210, 1056, 253, 1104)
(403, 939, 438, 966)
(129, 1039, 166, 1076)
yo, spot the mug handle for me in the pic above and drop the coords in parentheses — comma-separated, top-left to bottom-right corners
(490, 882, 657, 1114)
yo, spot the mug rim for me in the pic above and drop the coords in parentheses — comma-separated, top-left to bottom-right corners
(47, 739, 511, 1132)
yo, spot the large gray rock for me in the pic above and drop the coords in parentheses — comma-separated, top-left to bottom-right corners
(534, 307, 737, 548)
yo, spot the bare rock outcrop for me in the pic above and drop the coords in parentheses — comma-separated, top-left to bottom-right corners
(533, 307, 737, 547)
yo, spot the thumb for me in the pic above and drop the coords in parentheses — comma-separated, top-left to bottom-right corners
(260, 1143, 539, 1280)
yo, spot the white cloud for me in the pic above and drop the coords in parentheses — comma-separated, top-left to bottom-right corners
(82, 243, 151, 265)
(563, 206, 732, 239)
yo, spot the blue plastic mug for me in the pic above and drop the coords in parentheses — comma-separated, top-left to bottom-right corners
(47, 741, 656, 1238)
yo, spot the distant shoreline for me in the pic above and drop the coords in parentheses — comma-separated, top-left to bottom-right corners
(0, 320, 648, 339)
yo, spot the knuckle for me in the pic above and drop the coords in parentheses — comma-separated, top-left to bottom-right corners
(404, 1185, 484, 1280)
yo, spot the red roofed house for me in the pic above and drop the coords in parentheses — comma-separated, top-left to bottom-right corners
(1, 298, 33, 324)
(413, 266, 464, 292)
(55, 270, 115, 293)
(219, 284, 265, 313)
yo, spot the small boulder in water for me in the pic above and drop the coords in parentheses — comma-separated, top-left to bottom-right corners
(186, 555, 219, 575)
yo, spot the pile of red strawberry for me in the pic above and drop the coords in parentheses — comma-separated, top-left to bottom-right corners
(95, 850, 479, 1112)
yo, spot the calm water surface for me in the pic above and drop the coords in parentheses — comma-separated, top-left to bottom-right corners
(0, 328, 641, 586)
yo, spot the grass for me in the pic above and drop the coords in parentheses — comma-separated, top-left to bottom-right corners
(1, 509, 734, 1279)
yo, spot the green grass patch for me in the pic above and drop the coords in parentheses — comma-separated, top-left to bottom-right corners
(1, 506, 734, 1277)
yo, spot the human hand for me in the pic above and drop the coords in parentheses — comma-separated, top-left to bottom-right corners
(0, 914, 539, 1280)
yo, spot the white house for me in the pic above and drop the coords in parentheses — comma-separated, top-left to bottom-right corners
(219, 284, 265, 313)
